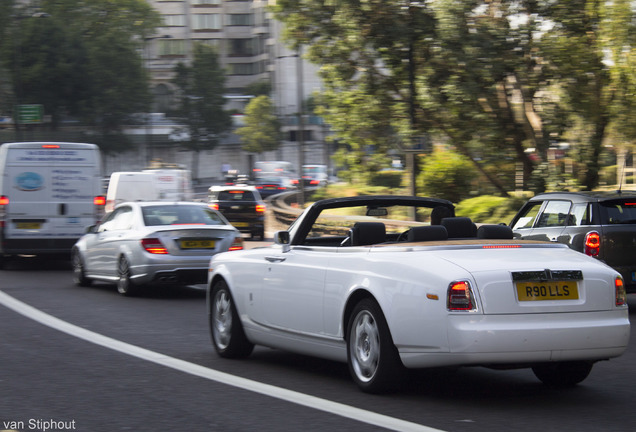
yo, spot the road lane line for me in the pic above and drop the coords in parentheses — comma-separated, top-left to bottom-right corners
(0, 290, 445, 432)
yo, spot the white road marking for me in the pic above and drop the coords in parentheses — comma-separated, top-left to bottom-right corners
(0, 290, 445, 432)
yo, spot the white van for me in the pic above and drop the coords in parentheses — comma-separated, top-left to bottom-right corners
(0, 142, 105, 260)
(142, 168, 193, 201)
(105, 172, 158, 212)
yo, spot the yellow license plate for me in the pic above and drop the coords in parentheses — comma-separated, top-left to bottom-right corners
(180, 240, 215, 249)
(516, 281, 579, 301)
(233, 222, 249, 227)
(16, 222, 41, 229)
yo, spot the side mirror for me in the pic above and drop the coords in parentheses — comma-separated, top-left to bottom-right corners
(274, 230, 290, 253)
(85, 225, 96, 234)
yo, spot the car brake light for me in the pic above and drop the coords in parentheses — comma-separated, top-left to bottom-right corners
(41, 144, 60, 149)
(291, 179, 299, 185)
(584, 231, 600, 257)
(447, 280, 476, 311)
(208, 203, 219, 210)
(256, 204, 266, 213)
(141, 238, 168, 254)
(0, 195, 8, 206)
(229, 236, 244, 251)
(94, 195, 106, 206)
(615, 277, 626, 306)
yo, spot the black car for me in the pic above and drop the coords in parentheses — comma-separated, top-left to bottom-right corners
(208, 186, 266, 240)
(253, 176, 295, 199)
(510, 191, 636, 293)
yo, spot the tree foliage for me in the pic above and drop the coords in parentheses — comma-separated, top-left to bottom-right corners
(236, 95, 281, 154)
(172, 43, 233, 178)
(273, 0, 636, 193)
(0, 0, 161, 152)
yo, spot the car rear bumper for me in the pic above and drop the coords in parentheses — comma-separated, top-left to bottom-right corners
(398, 310, 630, 368)
(1, 237, 77, 255)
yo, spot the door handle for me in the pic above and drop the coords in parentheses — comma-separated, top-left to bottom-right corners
(265, 256, 286, 263)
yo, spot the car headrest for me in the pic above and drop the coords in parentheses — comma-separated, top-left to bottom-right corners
(441, 217, 477, 238)
(407, 225, 448, 242)
(351, 222, 386, 246)
(477, 224, 514, 239)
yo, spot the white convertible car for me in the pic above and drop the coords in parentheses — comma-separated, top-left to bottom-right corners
(207, 196, 630, 393)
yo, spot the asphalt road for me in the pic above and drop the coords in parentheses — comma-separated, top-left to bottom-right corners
(2, 249, 635, 432)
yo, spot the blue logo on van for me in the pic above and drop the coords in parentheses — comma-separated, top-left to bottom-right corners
(15, 172, 44, 191)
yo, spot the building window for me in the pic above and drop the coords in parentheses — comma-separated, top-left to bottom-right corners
(289, 130, 313, 142)
(159, 39, 186, 56)
(227, 14, 252, 26)
(229, 39, 254, 57)
(193, 13, 221, 30)
(163, 15, 185, 27)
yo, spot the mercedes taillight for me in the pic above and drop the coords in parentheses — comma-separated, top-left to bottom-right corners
(229, 236, 244, 251)
(447, 280, 476, 311)
(584, 231, 600, 257)
(141, 238, 168, 254)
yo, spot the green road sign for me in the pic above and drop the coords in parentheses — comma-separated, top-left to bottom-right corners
(17, 104, 44, 124)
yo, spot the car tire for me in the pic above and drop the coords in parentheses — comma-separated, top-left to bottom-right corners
(347, 298, 404, 393)
(71, 249, 92, 287)
(210, 280, 254, 358)
(532, 361, 594, 388)
(117, 256, 139, 297)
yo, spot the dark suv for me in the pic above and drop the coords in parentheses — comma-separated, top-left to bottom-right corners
(510, 191, 636, 293)
(208, 186, 266, 240)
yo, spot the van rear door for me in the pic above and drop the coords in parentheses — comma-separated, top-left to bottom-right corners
(2, 142, 102, 254)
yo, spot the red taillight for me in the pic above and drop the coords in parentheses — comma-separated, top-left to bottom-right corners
(0, 195, 8, 206)
(584, 231, 600, 257)
(141, 238, 168, 254)
(255, 186, 263, 189)
(290, 179, 299, 185)
(94, 195, 106, 206)
(310, 180, 319, 185)
(229, 236, 244, 251)
(208, 203, 219, 210)
(447, 280, 475, 311)
(256, 204, 266, 213)
(41, 144, 60, 149)
(615, 277, 626, 306)
(277, 186, 286, 190)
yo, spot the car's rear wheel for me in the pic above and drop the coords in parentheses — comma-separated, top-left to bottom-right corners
(117, 256, 139, 296)
(532, 361, 594, 387)
(347, 298, 404, 393)
(71, 249, 92, 287)
(210, 280, 254, 358)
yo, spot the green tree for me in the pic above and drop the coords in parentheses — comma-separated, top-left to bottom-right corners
(172, 43, 233, 179)
(418, 147, 476, 203)
(236, 95, 281, 154)
(0, 0, 160, 151)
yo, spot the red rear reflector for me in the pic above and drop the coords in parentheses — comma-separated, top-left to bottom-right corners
(584, 231, 600, 256)
(94, 196, 106, 206)
(0, 195, 8, 205)
(41, 144, 60, 148)
(141, 238, 168, 254)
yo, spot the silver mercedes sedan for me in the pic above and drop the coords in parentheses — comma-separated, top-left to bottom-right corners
(72, 201, 243, 296)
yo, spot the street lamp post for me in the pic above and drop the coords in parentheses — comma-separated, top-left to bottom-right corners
(143, 35, 172, 166)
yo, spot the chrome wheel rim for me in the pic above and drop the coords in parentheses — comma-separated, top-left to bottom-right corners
(117, 259, 130, 294)
(213, 290, 232, 350)
(72, 253, 83, 283)
(350, 310, 380, 383)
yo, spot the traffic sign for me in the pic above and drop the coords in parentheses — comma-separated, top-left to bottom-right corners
(16, 104, 44, 124)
